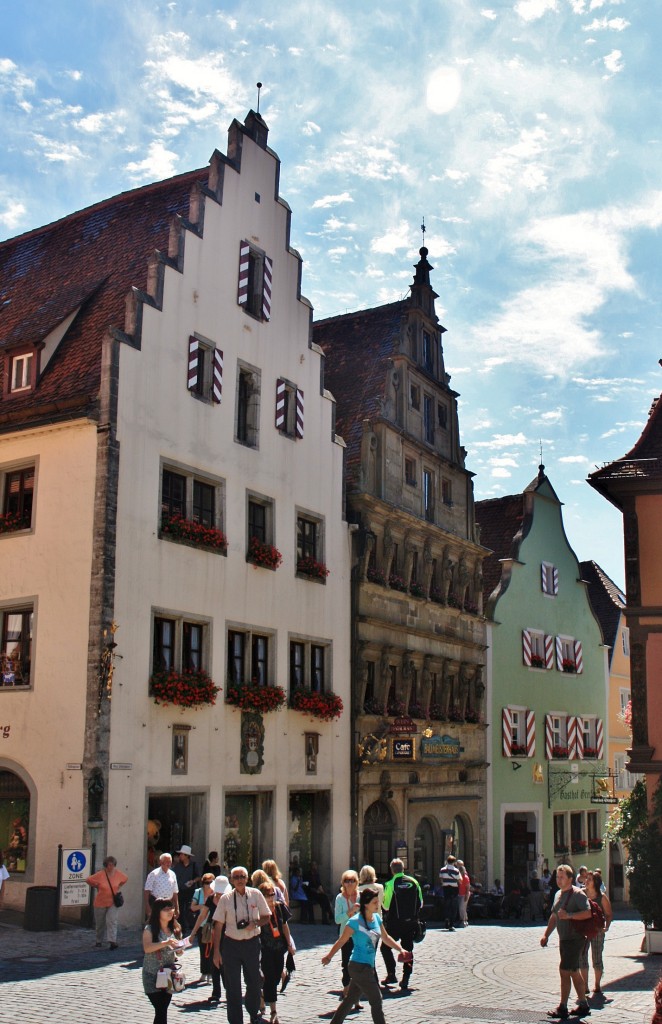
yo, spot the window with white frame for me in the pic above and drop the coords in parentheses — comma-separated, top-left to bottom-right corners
(227, 627, 272, 686)
(9, 352, 34, 393)
(296, 512, 325, 578)
(550, 715, 567, 755)
(541, 562, 558, 596)
(619, 688, 631, 716)
(528, 629, 546, 668)
(553, 813, 568, 853)
(289, 636, 331, 695)
(581, 717, 598, 757)
(160, 464, 225, 535)
(622, 627, 630, 657)
(152, 613, 209, 674)
(1, 606, 33, 688)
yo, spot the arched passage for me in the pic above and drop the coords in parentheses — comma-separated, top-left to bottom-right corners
(362, 800, 394, 879)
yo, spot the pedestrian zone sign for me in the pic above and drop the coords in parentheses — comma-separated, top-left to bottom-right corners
(61, 847, 92, 907)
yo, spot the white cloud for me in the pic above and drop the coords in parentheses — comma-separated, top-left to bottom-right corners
(481, 9, 497, 19)
(491, 467, 512, 478)
(446, 169, 470, 183)
(558, 455, 590, 464)
(371, 221, 414, 255)
(32, 135, 83, 163)
(534, 408, 564, 424)
(515, 0, 557, 22)
(489, 456, 519, 467)
(473, 433, 529, 449)
(0, 198, 26, 231)
(288, 47, 303, 56)
(603, 50, 624, 74)
(302, 121, 321, 135)
(64, 69, 82, 81)
(582, 16, 630, 31)
(125, 141, 179, 180)
(312, 192, 353, 209)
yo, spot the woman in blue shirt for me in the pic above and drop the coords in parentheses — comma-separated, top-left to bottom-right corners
(322, 887, 411, 1024)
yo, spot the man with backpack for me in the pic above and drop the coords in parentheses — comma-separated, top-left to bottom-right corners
(380, 858, 422, 992)
(540, 864, 593, 1019)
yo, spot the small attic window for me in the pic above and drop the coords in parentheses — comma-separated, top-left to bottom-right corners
(9, 352, 34, 394)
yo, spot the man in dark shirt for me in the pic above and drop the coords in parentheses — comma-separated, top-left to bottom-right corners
(381, 858, 422, 992)
(540, 864, 592, 1019)
(438, 855, 461, 930)
(173, 844, 201, 933)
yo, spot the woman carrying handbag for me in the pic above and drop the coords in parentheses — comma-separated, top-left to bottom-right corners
(86, 855, 128, 950)
(142, 898, 181, 1024)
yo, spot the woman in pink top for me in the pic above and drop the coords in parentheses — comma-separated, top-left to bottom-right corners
(86, 855, 128, 949)
(456, 861, 471, 927)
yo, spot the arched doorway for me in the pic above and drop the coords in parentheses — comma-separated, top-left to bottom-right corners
(450, 814, 472, 872)
(0, 768, 30, 873)
(413, 816, 435, 885)
(363, 800, 394, 879)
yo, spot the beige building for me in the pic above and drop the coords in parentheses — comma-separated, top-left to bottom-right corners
(0, 111, 351, 920)
(315, 248, 489, 885)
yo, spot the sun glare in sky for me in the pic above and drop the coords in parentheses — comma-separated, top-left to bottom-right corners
(426, 67, 462, 114)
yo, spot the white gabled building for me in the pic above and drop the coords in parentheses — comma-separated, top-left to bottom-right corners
(0, 110, 351, 922)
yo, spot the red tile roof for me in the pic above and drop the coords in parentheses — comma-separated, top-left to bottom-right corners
(474, 494, 525, 606)
(0, 167, 207, 428)
(589, 393, 662, 504)
(579, 559, 624, 655)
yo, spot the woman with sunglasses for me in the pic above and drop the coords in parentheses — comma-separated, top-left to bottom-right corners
(334, 870, 360, 1006)
(322, 887, 410, 1024)
(258, 881, 295, 1024)
(142, 898, 182, 1024)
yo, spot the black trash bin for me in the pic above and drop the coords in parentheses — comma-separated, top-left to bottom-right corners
(24, 885, 59, 931)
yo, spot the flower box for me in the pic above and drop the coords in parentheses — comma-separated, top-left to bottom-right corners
(149, 668, 220, 708)
(554, 846, 570, 856)
(0, 511, 31, 534)
(588, 839, 603, 851)
(247, 536, 282, 570)
(571, 840, 588, 854)
(465, 710, 481, 724)
(366, 566, 387, 586)
(448, 708, 464, 723)
(409, 582, 426, 599)
(429, 587, 444, 605)
(407, 702, 426, 719)
(290, 688, 343, 722)
(583, 747, 598, 759)
(448, 593, 461, 609)
(464, 601, 479, 615)
(161, 514, 227, 551)
(511, 743, 527, 756)
(562, 658, 576, 674)
(387, 699, 406, 717)
(296, 555, 329, 581)
(552, 745, 569, 759)
(388, 573, 408, 592)
(226, 682, 286, 713)
(429, 703, 445, 720)
(530, 654, 544, 669)
(363, 698, 385, 715)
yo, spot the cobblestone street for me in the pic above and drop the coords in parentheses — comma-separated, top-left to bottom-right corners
(2, 914, 659, 1024)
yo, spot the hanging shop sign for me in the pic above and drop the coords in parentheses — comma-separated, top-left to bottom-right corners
(389, 716, 417, 735)
(392, 738, 415, 760)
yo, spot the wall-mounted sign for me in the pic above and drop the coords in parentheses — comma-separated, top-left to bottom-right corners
(66, 763, 83, 770)
(110, 763, 133, 770)
(358, 734, 388, 764)
(389, 716, 417, 735)
(591, 795, 618, 805)
(420, 733, 461, 761)
(392, 738, 414, 760)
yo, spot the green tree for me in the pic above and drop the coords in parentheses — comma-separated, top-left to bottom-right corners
(606, 779, 662, 929)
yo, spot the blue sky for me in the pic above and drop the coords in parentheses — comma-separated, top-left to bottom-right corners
(2, 0, 661, 589)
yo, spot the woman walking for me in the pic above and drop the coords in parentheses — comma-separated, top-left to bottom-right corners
(322, 887, 411, 1024)
(456, 860, 471, 926)
(142, 898, 181, 1024)
(334, 870, 360, 1005)
(259, 881, 295, 1024)
(188, 874, 230, 1005)
(579, 870, 613, 997)
(191, 872, 216, 982)
(85, 855, 128, 949)
(263, 859, 289, 906)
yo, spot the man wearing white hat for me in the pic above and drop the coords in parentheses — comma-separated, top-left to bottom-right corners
(189, 874, 231, 1005)
(173, 844, 201, 933)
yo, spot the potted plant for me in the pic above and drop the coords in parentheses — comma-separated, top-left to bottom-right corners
(290, 688, 343, 722)
(530, 653, 544, 669)
(226, 682, 286, 713)
(247, 536, 282, 570)
(149, 668, 220, 708)
(296, 555, 330, 581)
(366, 566, 387, 586)
(161, 513, 227, 552)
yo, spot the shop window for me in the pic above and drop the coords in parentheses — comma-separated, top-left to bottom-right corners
(1, 606, 33, 688)
(0, 770, 30, 872)
(1, 465, 35, 531)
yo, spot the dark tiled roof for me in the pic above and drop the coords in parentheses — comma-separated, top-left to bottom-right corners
(474, 494, 525, 605)
(579, 559, 624, 656)
(314, 301, 407, 489)
(0, 167, 207, 425)
(589, 394, 662, 499)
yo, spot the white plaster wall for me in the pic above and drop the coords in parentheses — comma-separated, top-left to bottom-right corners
(0, 420, 97, 905)
(109, 133, 352, 920)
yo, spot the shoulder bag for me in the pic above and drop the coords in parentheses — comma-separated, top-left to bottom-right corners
(105, 868, 124, 908)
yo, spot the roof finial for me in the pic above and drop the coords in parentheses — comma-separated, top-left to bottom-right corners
(421, 216, 426, 247)
(538, 439, 545, 479)
(256, 82, 263, 114)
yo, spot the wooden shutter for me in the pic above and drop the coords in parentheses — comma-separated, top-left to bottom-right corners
(295, 388, 304, 439)
(555, 636, 563, 671)
(275, 379, 286, 430)
(567, 715, 579, 760)
(545, 714, 553, 759)
(237, 240, 250, 307)
(187, 336, 199, 391)
(262, 255, 273, 320)
(596, 718, 604, 759)
(502, 708, 513, 758)
(574, 639, 583, 674)
(574, 717, 584, 760)
(544, 634, 555, 670)
(522, 629, 532, 667)
(541, 563, 548, 593)
(553, 566, 559, 595)
(525, 709, 536, 757)
(212, 348, 223, 403)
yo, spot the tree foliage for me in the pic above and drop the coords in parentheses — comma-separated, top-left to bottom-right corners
(606, 778, 662, 928)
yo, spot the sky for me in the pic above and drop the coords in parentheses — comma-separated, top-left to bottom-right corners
(2, 0, 661, 589)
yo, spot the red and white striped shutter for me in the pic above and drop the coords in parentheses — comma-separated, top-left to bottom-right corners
(212, 348, 223, 403)
(574, 640, 583, 674)
(596, 718, 604, 759)
(541, 563, 548, 593)
(502, 708, 513, 757)
(522, 629, 532, 667)
(545, 714, 554, 759)
(262, 255, 273, 320)
(556, 636, 563, 671)
(237, 240, 250, 307)
(525, 710, 536, 757)
(574, 717, 584, 760)
(544, 635, 555, 670)
(295, 388, 304, 439)
(187, 336, 199, 391)
(275, 379, 286, 430)
(553, 567, 559, 595)
(567, 715, 578, 760)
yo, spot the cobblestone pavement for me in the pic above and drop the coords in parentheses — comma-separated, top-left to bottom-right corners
(2, 913, 660, 1024)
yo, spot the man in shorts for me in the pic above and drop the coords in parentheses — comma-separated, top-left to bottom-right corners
(540, 864, 592, 1019)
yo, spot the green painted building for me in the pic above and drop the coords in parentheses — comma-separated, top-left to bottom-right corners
(476, 468, 609, 893)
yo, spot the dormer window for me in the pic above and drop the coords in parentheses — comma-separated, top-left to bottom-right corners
(10, 352, 34, 393)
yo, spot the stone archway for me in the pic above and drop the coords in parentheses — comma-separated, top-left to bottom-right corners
(413, 816, 436, 885)
(362, 800, 395, 879)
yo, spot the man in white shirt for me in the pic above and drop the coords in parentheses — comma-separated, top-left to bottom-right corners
(143, 852, 179, 919)
(212, 865, 270, 1024)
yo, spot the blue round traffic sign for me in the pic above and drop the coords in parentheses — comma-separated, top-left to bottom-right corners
(66, 851, 87, 873)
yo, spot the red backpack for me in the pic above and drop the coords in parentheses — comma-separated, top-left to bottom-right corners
(572, 898, 606, 940)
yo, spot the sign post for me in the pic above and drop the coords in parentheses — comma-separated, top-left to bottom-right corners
(60, 847, 92, 908)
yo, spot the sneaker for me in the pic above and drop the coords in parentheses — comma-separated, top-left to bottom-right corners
(570, 1005, 591, 1018)
(547, 1008, 569, 1020)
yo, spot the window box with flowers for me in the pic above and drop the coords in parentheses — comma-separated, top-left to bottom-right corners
(367, 566, 387, 586)
(510, 743, 527, 756)
(290, 688, 343, 722)
(571, 840, 588, 854)
(388, 573, 408, 593)
(247, 536, 282, 570)
(149, 668, 220, 709)
(363, 697, 385, 716)
(226, 682, 286, 713)
(296, 555, 329, 582)
(409, 582, 426, 599)
(530, 653, 544, 669)
(554, 845, 570, 856)
(588, 839, 603, 851)
(448, 593, 461, 610)
(0, 510, 31, 534)
(463, 600, 479, 615)
(552, 745, 569, 759)
(407, 702, 426, 719)
(583, 746, 599, 759)
(387, 698, 406, 717)
(429, 586, 444, 605)
(161, 514, 228, 552)
(561, 658, 576, 674)
(465, 709, 481, 724)
(429, 702, 445, 721)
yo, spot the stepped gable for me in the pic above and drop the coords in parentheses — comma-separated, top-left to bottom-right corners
(589, 392, 662, 503)
(579, 559, 624, 655)
(314, 300, 407, 490)
(474, 493, 525, 606)
(0, 166, 208, 425)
